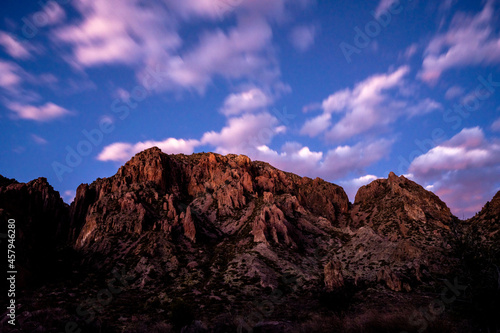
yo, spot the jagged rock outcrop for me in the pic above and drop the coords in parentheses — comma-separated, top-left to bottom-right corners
(324, 259, 344, 291)
(327, 173, 456, 290)
(376, 267, 408, 292)
(469, 191, 500, 242)
(66, 147, 351, 299)
(69, 148, 350, 248)
(351, 172, 452, 239)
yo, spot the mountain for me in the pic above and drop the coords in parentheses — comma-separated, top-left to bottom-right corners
(0, 176, 69, 287)
(1, 147, 498, 332)
(333, 172, 457, 293)
(469, 190, 500, 243)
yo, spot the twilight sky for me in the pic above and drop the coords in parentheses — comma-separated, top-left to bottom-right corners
(1, 0, 499, 218)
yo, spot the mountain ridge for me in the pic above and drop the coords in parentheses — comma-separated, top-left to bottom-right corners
(1, 146, 499, 332)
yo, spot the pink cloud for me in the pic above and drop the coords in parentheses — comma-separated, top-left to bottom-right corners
(420, 0, 500, 83)
(220, 88, 271, 116)
(406, 98, 442, 117)
(248, 139, 392, 180)
(0, 60, 23, 90)
(492, 118, 500, 132)
(7, 102, 72, 122)
(165, 18, 275, 91)
(300, 113, 331, 137)
(242, 138, 392, 181)
(253, 143, 324, 177)
(201, 112, 281, 154)
(53, 0, 288, 94)
(97, 138, 200, 162)
(289, 24, 317, 52)
(444, 86, 464, 100)
(301, 66, 443, 142)
(374, 0, 398, 18)
(164, 0, 290, 21)
(409, 127, 500, 218)
(0, 32, 34, 59)
(164, 0, 223, 19)
(321, 139, 393, 177)
(301, 66, 410, 141)
(48, 0, 312, 101)
(31, 134, 48, 145)
(53, 0, 181, 67)
(401, 43, 418, 60)
(34, 1, 66, 26)
(410, 127, 499, 175)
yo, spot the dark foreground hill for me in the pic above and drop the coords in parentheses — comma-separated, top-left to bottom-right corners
(1, 147, 499, 332)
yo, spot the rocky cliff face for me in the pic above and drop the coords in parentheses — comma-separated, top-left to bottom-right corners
(326, 172, 456, 292)
(469, 191, 500, 241)
(351, 172, 452, 235)
(69, 147, 350, 249)
(1, 149, 498, 332)
(66, 147, 350, 299)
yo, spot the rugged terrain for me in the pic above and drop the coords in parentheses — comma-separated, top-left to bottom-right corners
(1, 147, 499, 332)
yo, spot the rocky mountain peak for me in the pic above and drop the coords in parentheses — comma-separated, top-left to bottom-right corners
(351, 172, 452, 239)
(469, 190, 500, 243)
(68, 149, 350, 251)
(0, 174, 18, 187)
(478, 190, 500, 218)
(388, 171, 398, 181)
(115, 146, 173, 192)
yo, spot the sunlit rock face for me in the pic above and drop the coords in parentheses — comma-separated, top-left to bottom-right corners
(2, 149, 498, 332)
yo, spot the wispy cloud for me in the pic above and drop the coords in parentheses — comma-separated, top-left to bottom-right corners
(0, 60, 23, 90)
(52, 0, 180, 68)
(7, 102, 72, 122)
(374, 0, 398, 18)
(492, 117, 500, 132)
(302, 66, 413, 142)
(63, 190, 76, 203)
(163, 18, 275, 92)
(31, 134, 48, 145)
(51, 0, 289, 94)
(289, 24, 317, 52)
(97, 138, 200, 162)
(444, 86, 464, 100)
(0, 32, 35, 59)
(220, 88, 272, 116)
(420, 0, 500, 83)
(300, 113, 331, 137)
(409, 127, 500, 217)
(251, 138, 392, 180)
(201, 112, 282, 154)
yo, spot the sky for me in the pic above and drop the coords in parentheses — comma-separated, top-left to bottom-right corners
(0, 0, 499, 218)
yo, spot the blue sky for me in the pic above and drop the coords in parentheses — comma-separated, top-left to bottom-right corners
(0, 0, 499, 218)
